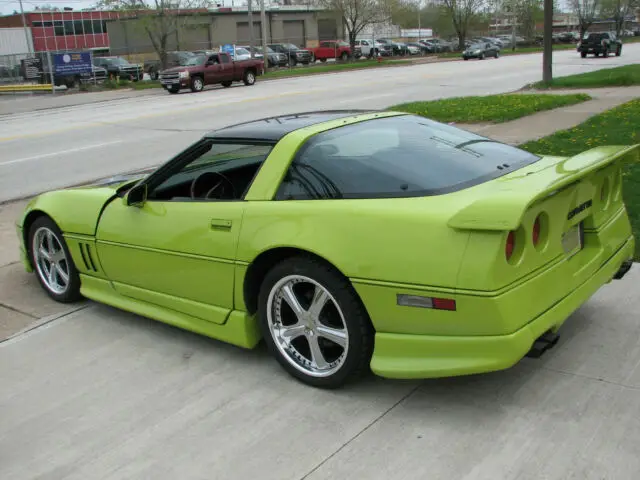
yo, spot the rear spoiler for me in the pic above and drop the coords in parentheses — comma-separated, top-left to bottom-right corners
(447, 144, 640, 231)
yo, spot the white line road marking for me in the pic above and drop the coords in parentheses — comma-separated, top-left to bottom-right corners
(0, 140, 124, 167)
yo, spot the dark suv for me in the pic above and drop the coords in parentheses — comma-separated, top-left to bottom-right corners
(268, 43, 312, 67)
(578, 32, 622, 57)
(93, 56, 143, 81)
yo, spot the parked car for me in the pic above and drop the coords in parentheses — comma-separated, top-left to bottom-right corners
(377, 39, 409, 56)
(268, 43, 312, 67)
(354, 39, 389, 57)
(93, 56, 143, 81)
(428, 38, 454, 52)
(462, 42, 501, 60)
(404, 42, 427, 55)
(158, 52, 264, 93)
(239, 45, 288, 67)
(308, 40, 352, 62)
(15, 110, 637, 388)
(144, 51, 196, 80)
(578, 32, 622, 57)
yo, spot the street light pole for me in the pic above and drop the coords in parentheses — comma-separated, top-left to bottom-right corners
(542, 0, 553, 83)
(248, 0, 255, 58)
(18, 0, 33, 55)
(259, 0, 268, 73)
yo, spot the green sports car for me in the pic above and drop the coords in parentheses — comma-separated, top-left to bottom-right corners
(15, 110, 637, 388)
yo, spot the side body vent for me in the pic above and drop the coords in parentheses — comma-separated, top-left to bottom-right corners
(79, 243, 99, 272)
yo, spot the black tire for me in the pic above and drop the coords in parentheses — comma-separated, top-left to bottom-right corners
(495, 51, 500, 58)
(320, 58, 327, 62)
(243, 69, 256, 86)
(289, 56, 296, 67)
(603, 47, 609, 57)
(257, 256, 374, 389)
(581, 51, 587, 58)
(149, 69, 158, 80)
(616, 46, 622, 56)
(340, 51, 348, 61)
(28, 216, 82, 303)
(190, 76, 204, 92)
(479, 53, 485, 60)
(221, 80, 232, 88)
(310, 53, 316, 63)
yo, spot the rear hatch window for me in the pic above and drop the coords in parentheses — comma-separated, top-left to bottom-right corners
(277, 114, 540, 200)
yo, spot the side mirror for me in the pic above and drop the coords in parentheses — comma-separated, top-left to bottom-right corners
(125, 183, 147, 207)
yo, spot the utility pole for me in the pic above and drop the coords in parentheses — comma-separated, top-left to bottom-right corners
(248, 0, 255, 58)
(542, 0, 553, 83)
(259, 0, 268, 72)
(18, 0, 33, 55)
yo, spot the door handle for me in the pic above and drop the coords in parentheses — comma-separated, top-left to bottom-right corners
(211, 218, 232, 230)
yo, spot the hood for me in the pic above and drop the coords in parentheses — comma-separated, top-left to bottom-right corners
(160, 64, 201, 74)
(84, 171, 151, 189)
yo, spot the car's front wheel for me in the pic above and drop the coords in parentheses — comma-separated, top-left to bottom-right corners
(28, 216, 82, 303)
(258, 257, 374, 389)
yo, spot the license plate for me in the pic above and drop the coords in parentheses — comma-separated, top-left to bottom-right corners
(562, 223, 583, 257)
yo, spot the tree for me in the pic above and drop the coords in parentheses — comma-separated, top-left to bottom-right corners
(571, 0, 599, 39)
(600, 0, 639, 36)
(441, 0, 486, 50)
(499, 0, 543, 41)
(318, 0, 391, 51)
(95, 0, 211, 69)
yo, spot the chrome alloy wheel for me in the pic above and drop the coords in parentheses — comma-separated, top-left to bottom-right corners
(266, 275, 349, 378)
(32, 226, 70, 295)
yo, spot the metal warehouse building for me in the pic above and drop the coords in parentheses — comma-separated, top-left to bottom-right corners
(104, 5, 345, 58)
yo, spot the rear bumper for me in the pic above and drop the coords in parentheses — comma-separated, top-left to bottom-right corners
(368, 235, 635, 379)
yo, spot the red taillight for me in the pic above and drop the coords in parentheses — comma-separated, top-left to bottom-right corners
(532, 217, 541, 246)
(432, 298, 457, 311)
(506, 231, 516, 260)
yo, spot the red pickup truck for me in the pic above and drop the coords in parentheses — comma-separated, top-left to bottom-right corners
(158, 52, 264, 94)
(308, 40, 353, 62)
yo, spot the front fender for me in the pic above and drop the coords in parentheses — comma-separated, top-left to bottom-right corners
(19, 187, 119, 238)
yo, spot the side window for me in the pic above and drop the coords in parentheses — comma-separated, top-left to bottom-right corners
(148, 141, 273, 202)
(220, 54, 230, 64)
(277, 125, 402, 200)
(208, 55, 219, 64)
(320, 42, 330, 47)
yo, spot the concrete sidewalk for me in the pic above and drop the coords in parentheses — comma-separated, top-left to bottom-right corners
(456, 86, 640, 145)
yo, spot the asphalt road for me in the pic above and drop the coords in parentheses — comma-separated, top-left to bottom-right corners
(2, 47, 640, 479)
(1, 45, 640, 203)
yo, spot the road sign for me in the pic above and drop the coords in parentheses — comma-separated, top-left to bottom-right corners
(221, 44, 236, 57)
(53, 52, 93, 76)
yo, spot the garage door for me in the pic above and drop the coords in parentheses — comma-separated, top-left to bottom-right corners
(318, 19, 337, 41)
(236, 21, 263, 45)
(283, 20, 305, 47)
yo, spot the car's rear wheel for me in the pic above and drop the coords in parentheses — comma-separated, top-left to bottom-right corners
(29, 216, 82, 303)
(340, 51, 349, 61)
(581, 51, 587, 58)
(243, 70, 256, 86)
(258, 257, 374, 389)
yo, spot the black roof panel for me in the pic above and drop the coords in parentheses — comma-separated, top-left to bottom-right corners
(205, 110, 377, 141)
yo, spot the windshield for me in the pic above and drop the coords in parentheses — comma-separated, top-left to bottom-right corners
(235, 48, 250, 56)
(181, 54, 206, 66)
(282, 43, 299, 50)
(276, 115, 540, 200)
(469, 43, 484, 49)
(587, 33, 607, 41)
